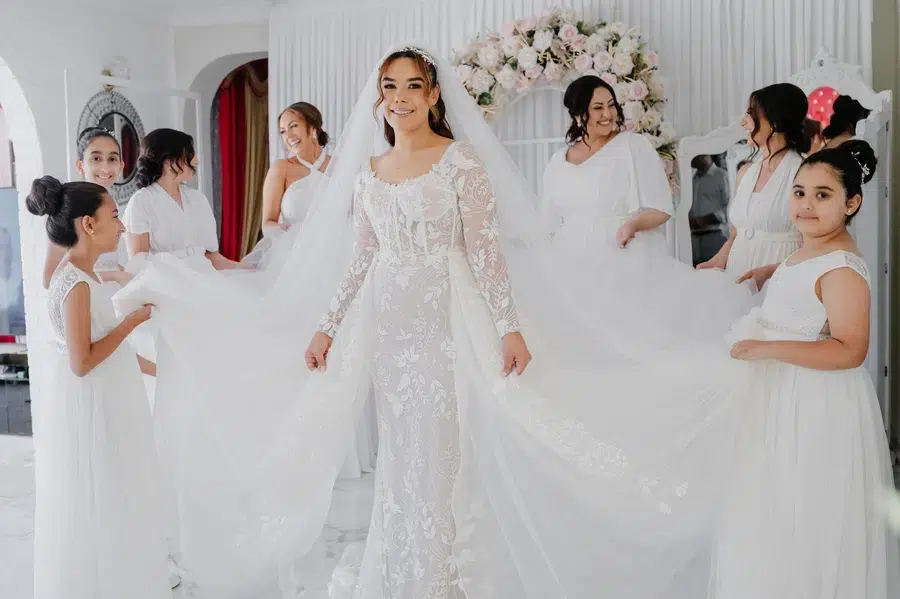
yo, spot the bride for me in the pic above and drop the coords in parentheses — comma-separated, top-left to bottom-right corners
(112, 43, 820, 598)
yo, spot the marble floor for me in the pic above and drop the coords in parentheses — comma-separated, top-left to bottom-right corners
(0, 434, 374, 599)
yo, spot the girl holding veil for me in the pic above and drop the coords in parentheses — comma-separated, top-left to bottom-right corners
(110, 42, 896, 599)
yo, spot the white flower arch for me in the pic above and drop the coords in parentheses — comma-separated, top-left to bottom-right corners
(452, 5, 677, 170)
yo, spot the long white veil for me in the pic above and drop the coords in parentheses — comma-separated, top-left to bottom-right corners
(114, 42, 763, 598)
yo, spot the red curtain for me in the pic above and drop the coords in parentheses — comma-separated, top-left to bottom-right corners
(217, 74, 247, 261)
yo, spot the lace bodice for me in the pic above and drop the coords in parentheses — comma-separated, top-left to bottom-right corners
(319, 141, 520, 338)
(48, 263, 119, 349)
(756, 250, 870, 341)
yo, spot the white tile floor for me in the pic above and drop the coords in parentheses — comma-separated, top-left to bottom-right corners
(0, 435, 374, 599)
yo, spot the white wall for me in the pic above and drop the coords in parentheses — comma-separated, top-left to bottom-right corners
(175, 22, 269, 201)
(270, 0, 873, 153)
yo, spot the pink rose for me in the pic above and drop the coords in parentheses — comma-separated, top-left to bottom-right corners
(593, 50, 613, 72)
(644, 50, 660, 68)
(502, 21, 517, 37)
(525, 65, 544, 80)
(519, 16, 538, 32)
(559, 23, 579, 43)
(571, 34, 587, 50)
(515, 73, 533, 92)
(573, 53, 595, 73)
(600, 72, 619, 88)
(629, 80, 649, 101)
(543, 61, 565, 82)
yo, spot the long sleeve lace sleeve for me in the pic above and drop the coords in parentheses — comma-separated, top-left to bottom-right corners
(318, 184, 379, 337)
(451, 142, 521, 338)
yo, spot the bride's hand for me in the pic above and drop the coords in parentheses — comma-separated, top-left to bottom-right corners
(615, 221, 637, 248)
(502, 331, 532, 376)
(305, 331, 333, 371)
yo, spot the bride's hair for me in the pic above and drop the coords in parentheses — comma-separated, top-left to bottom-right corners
(374, 49, 453, 146)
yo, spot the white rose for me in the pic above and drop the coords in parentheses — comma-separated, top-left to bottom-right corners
(659, 122, 676, 142)
(470, 68, 496, 95)
(495, 65, 518, 90)
(502, 36, 525, 57)
(561, 8, 577, 24)
(593, 50, 613, 72)
(640, 107, 662, 130)
(517, 46, 539, 70)
(623, 100, 645, 124)
(502, 21, 517, 37)
(477, 43, 503, 70)
(612, 52, 634, 76)
(644, 50, 660, 69)
(600, 72, 619, 88)
(616, 36, 639, 57)
(584, 69, 602, 79)
(456, 64, 474, 86)
(629, 80, 649, 102)
(610, 21, 629, 37)
(613, 83, 630, 103)
(532, 29, 554, 52)
(543, 60, 565, 82)
(584, 32, 607, 55)
(595, 26, 611, 43)
(571, 34, 588, 51)
(574, 53, 595, 73)
(559, 23, 579, 43)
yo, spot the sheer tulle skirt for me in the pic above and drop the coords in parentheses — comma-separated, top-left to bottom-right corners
(32, 346, 169, 599)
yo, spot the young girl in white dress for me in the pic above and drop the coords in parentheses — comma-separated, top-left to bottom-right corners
(698, 83, 810, 276)
(716, 139, 897, 597)
(28, 176, 169, 599)
(541, 75, 672, 257)
(41, 128, 132, 289)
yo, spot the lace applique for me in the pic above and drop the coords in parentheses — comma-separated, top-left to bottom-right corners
(47, 264, 86, 348)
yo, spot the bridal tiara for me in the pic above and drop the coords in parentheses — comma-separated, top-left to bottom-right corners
(391, 45, 436, 66)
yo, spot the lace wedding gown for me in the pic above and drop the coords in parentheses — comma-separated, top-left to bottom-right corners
(34, 263, 169, 599)
(319, 140, 519, 597)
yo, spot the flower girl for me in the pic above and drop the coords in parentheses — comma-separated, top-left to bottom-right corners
(28, 176, 170, 599)
(715, 140, 898, 597)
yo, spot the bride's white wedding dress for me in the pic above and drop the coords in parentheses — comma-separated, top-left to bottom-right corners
(110, 43, 899, 599)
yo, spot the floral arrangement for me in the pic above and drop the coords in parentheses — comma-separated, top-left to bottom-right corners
(452, 5, 677, 171)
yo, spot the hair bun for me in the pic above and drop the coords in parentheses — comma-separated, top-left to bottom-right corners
(26, 176, 65, 217)
(839, 139, 878, 184)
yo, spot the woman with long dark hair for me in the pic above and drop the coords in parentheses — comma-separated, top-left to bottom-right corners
(697, 83, 810, 275)
(540, 75, 673, 256)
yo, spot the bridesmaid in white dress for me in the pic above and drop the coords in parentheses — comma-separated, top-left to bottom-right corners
(718, 139, 897, 598)
(261, 102, 378, 478)
(261, 102, 331, 233)
(27, 176, 169, 599)
(41, 128, 132, 289)
(541, 75, 672, 257)
(698, 83, 810, 277)
(123, 128, 238, 274)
